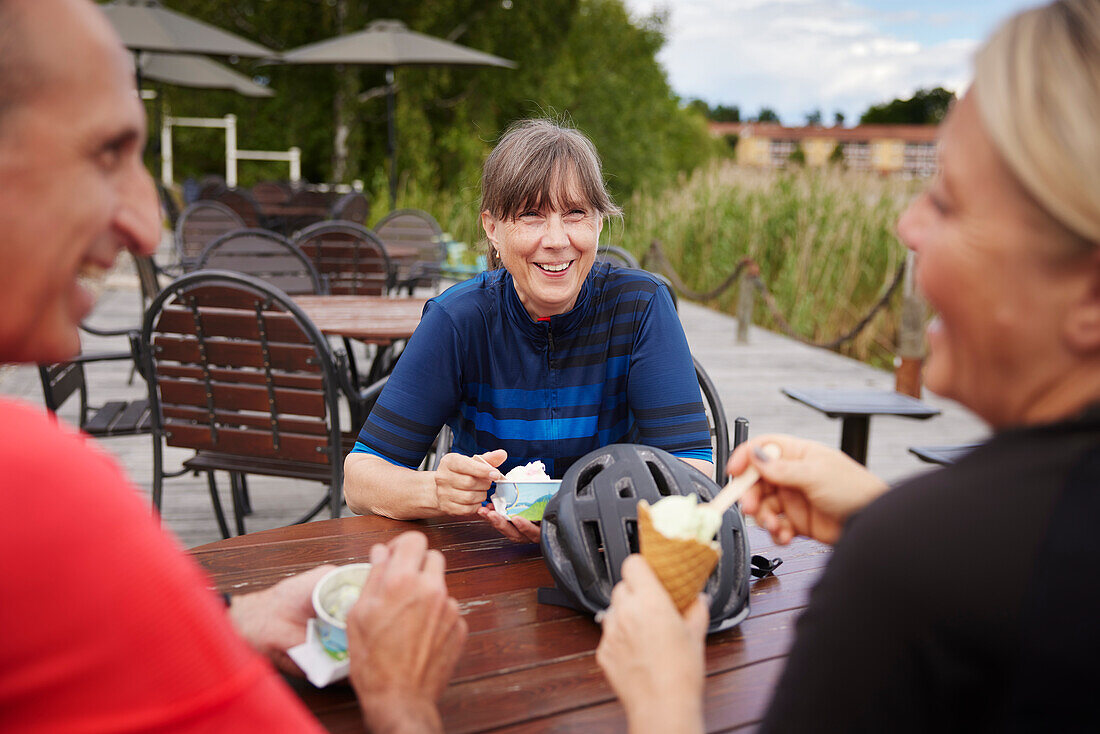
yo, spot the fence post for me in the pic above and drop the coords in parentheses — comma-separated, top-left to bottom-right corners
(224, 114, 238, 188)
(736, 263, 758, 344)
(289, 147, 301, 184)
(160, 115, 173, 186)
(895, 251, 925, 397)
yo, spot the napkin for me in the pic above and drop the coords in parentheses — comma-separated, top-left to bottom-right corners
(288, 619, 350, 687)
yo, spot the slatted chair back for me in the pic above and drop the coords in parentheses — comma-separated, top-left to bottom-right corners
(294, 221, 392, 296)
(285, 189, 333, 235)
(175, 201, 245, 271)
(215, 188, 263, 228)
(197, 175, 227, 201)
(330, 192, 371, 225)
(373, 208, 446, 291)
(140, 270, 351, 527)
(694, 357, 731, 485)
(596, 244, 641, 269)
(251, 181, 291, 208)
(198, 228, 324, 296)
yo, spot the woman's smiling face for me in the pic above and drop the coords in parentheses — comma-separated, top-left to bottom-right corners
(481, 166, 602, 320)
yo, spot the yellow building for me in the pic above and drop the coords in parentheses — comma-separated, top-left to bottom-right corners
(711, 122, 939, 177)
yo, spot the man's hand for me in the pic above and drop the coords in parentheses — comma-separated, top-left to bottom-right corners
(228, 564, 336, 677)
(726, 434, 889, 545)
(596, 555, 708, 734)
(432, 450, 506, 516)
(347, 531, 467, 734)
(476, 505, 541, 543)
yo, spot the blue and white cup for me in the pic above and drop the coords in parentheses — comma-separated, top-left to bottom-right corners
(311, 563, 372, 660)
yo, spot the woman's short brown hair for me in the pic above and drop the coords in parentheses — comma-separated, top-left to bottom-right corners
(480, 120, 621, 267)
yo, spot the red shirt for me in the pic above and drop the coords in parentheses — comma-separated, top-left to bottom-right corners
(0, 398, 324, 732)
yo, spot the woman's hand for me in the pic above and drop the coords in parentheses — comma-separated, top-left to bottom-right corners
(432, 449, 506, 516)
(596, 555, 708, 734)
(476, 506, 541, 543)
(726, 434, 888, 545)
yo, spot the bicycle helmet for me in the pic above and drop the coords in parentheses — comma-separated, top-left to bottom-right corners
(539, 443, 753, 633)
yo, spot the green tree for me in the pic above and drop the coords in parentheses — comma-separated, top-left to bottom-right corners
(141, 0, 717, 204)
(859, 87, 955, 125)
(754, 107, 780, 123)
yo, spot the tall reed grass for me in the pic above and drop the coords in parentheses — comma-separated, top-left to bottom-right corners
(419, 161, 922, 368)
(619, 162, 922, 368)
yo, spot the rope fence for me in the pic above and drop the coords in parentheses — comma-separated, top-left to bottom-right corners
(642, 239, 907, 351)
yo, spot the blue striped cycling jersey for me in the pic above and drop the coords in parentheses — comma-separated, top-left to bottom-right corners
(352, 261, 712, 478)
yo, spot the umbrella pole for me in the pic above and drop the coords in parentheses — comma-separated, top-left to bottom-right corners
(386, 66, 397, 207)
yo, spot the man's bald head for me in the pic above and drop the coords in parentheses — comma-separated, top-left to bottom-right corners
(0, 1, 38, 130)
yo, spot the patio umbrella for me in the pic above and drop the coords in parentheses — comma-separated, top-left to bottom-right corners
(101, 0, 274, 58)
(101, 0, 275, 90)
(134, 52, 274, 97)
(280, 19, 516, 204)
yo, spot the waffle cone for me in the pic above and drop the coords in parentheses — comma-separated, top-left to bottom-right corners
(637, 500, 720, 614)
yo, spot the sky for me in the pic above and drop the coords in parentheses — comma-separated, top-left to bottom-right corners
(621, 0, 1041, 124)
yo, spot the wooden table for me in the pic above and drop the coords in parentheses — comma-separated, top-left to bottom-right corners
(294, 295, 427, 344)
(782, 387, 941, 465)
(190, 515, 831, 732)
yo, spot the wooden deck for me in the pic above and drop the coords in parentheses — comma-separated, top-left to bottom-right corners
(0, 257, 987, 549)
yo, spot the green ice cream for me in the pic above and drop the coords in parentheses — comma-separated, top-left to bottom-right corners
(647, 494, 722, 545)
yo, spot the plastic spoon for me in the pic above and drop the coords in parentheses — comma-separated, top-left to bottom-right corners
(706, 443, 781, 515)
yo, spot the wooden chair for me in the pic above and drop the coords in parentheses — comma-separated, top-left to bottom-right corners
(330, 192, 371, 225)
(251, 181, 290, 209)
(373, 208, 446, 293)
(294, 221, 392, 296)
(196, 175, 227, 201)
(215, 188, 263, 228)
(596, 244, 641, 269)
(38, 346, 151, 439)
(285, 189, 333, 235)
(197, 228, 324, 296)
(174, 201, 245, 272)
(139, 270, 372, 537)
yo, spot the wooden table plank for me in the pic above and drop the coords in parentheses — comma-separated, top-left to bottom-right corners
(293, 295, 427, 343)
(191, 517, 829, 733)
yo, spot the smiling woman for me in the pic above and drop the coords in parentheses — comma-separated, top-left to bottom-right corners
(344, 119, 714, 541)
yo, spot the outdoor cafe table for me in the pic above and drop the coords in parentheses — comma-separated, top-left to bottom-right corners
(293, 294, 428, 344)
(189, 514, 832, 732)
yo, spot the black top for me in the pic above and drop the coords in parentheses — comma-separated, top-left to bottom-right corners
(761, 404, 1100, 733)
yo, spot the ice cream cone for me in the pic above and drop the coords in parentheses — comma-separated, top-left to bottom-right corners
(636, 500, 719, 613)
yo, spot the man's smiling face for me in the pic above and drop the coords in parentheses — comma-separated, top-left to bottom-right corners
(0, 0, 161, 364)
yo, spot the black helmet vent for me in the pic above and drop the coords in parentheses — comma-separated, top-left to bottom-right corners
(576, 463, 603, 498)
(624, 518, 639, 554)
(647, 460, 672, 496)
(615, 477, 634, 498)
(582, 521, 611, 587)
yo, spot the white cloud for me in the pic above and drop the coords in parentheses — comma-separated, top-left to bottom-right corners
(623, 0, 982, 123)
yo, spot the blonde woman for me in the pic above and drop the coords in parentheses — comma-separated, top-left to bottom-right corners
(597, 1, 1100, 730)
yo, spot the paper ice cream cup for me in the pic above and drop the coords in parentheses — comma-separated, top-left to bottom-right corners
(311, 563, 371, 660)
(489, 480, 561, 521)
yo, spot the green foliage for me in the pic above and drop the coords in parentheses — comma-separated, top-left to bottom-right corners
(804, 109, 822, 126)
(859, 87, 955, 125)
(141, 0, 717, 204)
(787, 144, 805, 165)
(609, 163, 920, 367)
(754, 107, 780, 123)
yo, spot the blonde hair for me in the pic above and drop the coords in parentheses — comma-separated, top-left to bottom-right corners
(974, 0, 1100, 249)
(481, 119, 622, 269)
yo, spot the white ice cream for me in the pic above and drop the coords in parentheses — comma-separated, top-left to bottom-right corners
(647, 494, 722, 545)
(323, 582, 363, 624)
(503, 460, 551, 481)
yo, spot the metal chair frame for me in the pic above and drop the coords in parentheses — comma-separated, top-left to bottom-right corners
(373, 208, 447, 293)
(596, 244, 642, 269)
